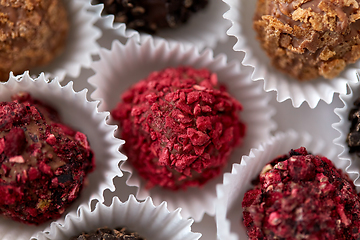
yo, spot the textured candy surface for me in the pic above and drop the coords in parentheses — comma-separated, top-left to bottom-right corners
(0, 92, 94, 225)
(71, 227, 145, 240)
(242, 147, 360, 240)
(112, 66, 245, 190)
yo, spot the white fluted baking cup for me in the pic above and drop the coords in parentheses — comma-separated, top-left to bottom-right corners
(91, 0, 230, 51)
(0, 72, 125, 240)
(30, 0, 101, 81)
(36, 195, 201, 240)
(215, 130, 356, 240)
(222, 0, 359, 109)
(333, 79, 360, 186)
(88, 37, 276, 222)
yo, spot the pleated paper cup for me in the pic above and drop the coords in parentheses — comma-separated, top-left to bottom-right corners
(30, 0, 101, 81)
(0, 72, 125, 240)
(36, 195, 201, 240)
(215, 130, 356, 240)
(333, 80, 360, 186)
(222, 0, 359, 108)
(91, 0, 230, 51)
(88, 36, 275, 222)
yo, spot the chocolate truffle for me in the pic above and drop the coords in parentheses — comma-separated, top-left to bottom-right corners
(347, 96, 360, 155)
(111, 66, 246, 190)
(98, 0, 208, 33)
(0, 0, 69, 81)
(0, 92, 94, 225)
(71, 227, 145, 240)
(242, 147, 360, 240)
(253, 0, 360, 81)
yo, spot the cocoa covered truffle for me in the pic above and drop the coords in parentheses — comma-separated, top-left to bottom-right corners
(98, 0, 208, 33)
(0, 0, 69, 81)
(111, 66, 245, 190)
(0, 92, 94, 225)
(253, 0, 360, 81)
(71, 227, 145, 240)
(242, 147, 360, 240)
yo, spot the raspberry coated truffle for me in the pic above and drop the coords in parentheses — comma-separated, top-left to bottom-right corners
(111, 66, 245, 190)
(0, 0, 69, 81)
(71, 227, 145, 240)
(98, 0, 208, 33)
(242, 147, 360, 240)
(0, 92, 94, 225)
(254, 0, 360, 81)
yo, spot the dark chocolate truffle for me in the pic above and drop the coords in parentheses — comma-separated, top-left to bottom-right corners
(0, 0, 69, 81)
(98, 0, 208, 33)
(111, 66, 246, 190)
(347, 96, 360, 155)
(0, 92, 94, 225)
(242, 147, 360, 240)
(253, 0, 360, 81)
(71, 227, 145, 240)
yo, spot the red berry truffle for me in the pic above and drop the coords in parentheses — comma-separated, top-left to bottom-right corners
(242, 147, 360, 240)
(111, 66, 246, 190)
(0, 92, 94, 225)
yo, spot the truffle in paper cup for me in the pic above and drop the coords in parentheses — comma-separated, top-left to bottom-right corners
(222, 0, 359, 108)
(91, 0, 230, 51)
(37, 195, 201, 240)
(0, 72, 125, 240)
(215, 130, 357, 240)
(88, 37, 275, 222)
(333, 80, 360, 184)
(30, 0, 101, 81)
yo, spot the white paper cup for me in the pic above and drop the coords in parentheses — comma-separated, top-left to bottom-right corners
(36, 195, 201, 240)
(333, 79, 360, 186)
(91, 0, 230, 51)
(88, 37, 276, 222)
(30, 0, 101, 81)
(222, 0, 359, 108)
(215, 130, 356, 240)
(0, 72, 125, 240)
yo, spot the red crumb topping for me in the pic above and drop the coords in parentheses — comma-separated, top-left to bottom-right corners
(0, 92, 94, 225)
(242, 147, 360, 240)
(111, 66, 246, 190)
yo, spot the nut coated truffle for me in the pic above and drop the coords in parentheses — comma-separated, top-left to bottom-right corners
(254, 0, 360, 81)
(98, 0, 208, 33)
(111, 66, 246, 190)
(0, 0, 69, 81)
(242, 147, 360, 240)
(347, 96, 360, 155)
(0, 92, 94, 225)
(71, 227, 145, 240)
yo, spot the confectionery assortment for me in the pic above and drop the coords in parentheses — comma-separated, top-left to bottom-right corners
(0, 0, 69, 82)
(111, 66, 245, 190)
(0, 92, 94, 225)
(242, 147, 360, 240)
(71, 227, 145, 240)
(253, 0, 360, 81)
(0, 0, 359, 239)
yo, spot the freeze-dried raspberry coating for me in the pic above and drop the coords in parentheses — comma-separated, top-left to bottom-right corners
(98, 0, 208, 33)
(111, 66, 245, 190)
(0, 92, 94, 225)
(254, 0, 360, 81)
(242, 147, 360, 240)
(71, 227, 145, 240)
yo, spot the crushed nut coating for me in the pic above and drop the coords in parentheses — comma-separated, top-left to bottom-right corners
(0, 92, 94, 225)
(254, 0, 360, 81)
(111, 66, 245, 190)
(242, 147, 360, 240)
